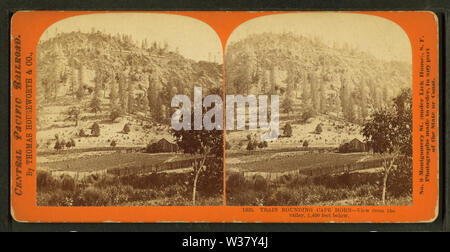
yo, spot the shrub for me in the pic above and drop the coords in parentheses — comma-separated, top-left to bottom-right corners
(387, 156, 413, 197)
(258, 142, 265, 149)
(37, 170, 57, 192)
(164, 184, 185, 198)
(94, 174, 120, 188)
(65, 141, 72, 149)
(60, 175, 76, 191)
(70, 138, 76, 147)
(110, 109, 120, 122)
(110, 140, 117, 147)
(315, 123, 323, 134)
(301, 110, 314, 123)
(355, 184, 380, 200)
(79, 129, 87, 137)
(89, 96, 102, 114)
(277, 174, 293, 185)
(123, 123, 131, 134)
(80, 187, 109, 206)
(253, 175, 268, 192)
(246, 140, 257, 151)
(226, 173, 249, 194)
(46, 189, 75, 206)
(286, 175, 310, 188)
(303, 140, 309, 148)
(196, 158, 224, 197)
(283, 123, 292, 137)
(336, 172, 352, 188)
(270, 187, 295, 205)
(227, 189, 259, 206)
(60, 140, 66, 149)
(54, 140, 62, 150)
(258, 141, 269, 149)
(91, 122, 100, 137)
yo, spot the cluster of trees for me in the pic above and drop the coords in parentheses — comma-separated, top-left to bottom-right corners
(362, 88, 412, 203)
(105, 65, 185, 124)
(54, 135, 76, 150)
(76, 122, 100, 138)
(246, 135, 268, 151)
(37, 43, 68, 102)
(171, 108, 223, 205)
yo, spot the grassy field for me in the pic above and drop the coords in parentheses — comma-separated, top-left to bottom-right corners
(227, 151, 370, 173)
(38, 152, 188, 172)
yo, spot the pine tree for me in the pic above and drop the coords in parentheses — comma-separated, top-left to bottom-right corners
(110, 75, 118, 107)
(89, 96, 102, 114)
(76, 65, 85, 101)
(118, 71, 127, 112)
(282, 96, 294, 119)
(269, 66, 277, 94)
(283, 123, 293, 137)
(315, 123, 323, 134)
(261, 70, 270, 94)
(91, 122, 100, 137)
(360, 79, 369, 120)
(127, 70, 135, 114)
(94, 69, 102, 99)
(340, 72, 351, 120)
(319, 78, 326, 113)
(311, 70, 320, 113)
(71, 67, 78, 97)
(148, 70, 163, 121)
(301, 69, 309, 100)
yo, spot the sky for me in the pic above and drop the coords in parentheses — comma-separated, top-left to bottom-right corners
(40, 12, 412, 64)
(226, 13, 412, 64)
(40, 13, 223, 63)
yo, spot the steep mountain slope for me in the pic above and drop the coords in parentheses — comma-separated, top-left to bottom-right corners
(35, 31, 223, 151)
(36, 31, 222, 118)
(225, 32, 412, 124)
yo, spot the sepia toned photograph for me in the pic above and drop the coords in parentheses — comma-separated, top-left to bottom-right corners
(225, 13, 413, 206)
(10, 9, 440, 224)
(35, 13, 224, 206)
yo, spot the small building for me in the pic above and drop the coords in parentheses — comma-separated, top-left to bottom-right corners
(146, 138, 178, 153)
(339, 138, 369, 153)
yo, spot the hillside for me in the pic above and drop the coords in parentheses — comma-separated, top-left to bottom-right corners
(37, 31, 222, 104)
(36, 31, 222, 152)
(225, 32, 412, 124)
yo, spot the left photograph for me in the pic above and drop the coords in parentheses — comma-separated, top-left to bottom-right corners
(35, 13, 224, 206)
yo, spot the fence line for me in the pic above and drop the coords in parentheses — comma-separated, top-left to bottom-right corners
(239, 158, 389, 180)
(106, 157, 217, 176)
(46, 154, 388, 180)
(37, 146, 144, 156)
(297, 158, 387, 177)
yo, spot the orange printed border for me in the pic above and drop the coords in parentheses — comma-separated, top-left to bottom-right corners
(10, 11, 439, 223)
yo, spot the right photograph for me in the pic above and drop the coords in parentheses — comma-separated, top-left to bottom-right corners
(225, 13, 413, 206)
